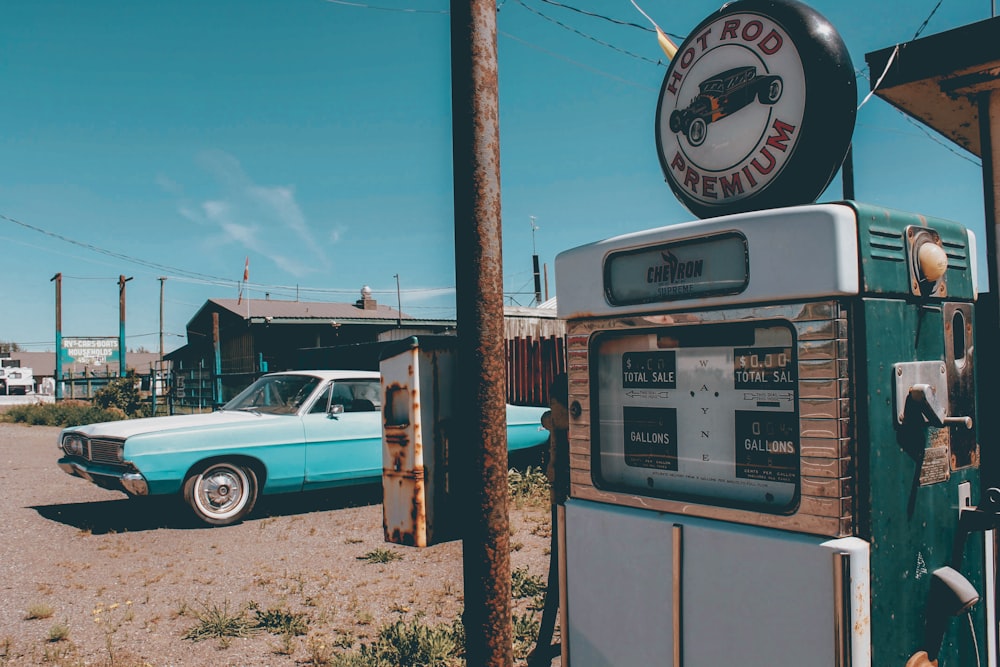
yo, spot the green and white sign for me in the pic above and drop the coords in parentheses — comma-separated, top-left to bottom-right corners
(61, 337, 119, 366)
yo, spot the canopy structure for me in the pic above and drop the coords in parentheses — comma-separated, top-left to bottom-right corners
(865, 17, 1000, 158)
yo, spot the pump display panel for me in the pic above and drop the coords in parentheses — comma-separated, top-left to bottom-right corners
(592, 320, 799, 513)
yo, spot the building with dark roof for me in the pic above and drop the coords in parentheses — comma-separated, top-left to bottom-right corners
(165, 288, 455, 405)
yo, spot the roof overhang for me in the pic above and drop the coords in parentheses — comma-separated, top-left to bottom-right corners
(245, 316, 455, 327)
(865, 17, 1000, 158)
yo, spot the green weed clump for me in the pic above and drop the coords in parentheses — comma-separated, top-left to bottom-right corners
(511, 567, 546, 600)
(251, 603, 310, 637)
(3, 401, 127, 428)
(511, 613, 541, 659)
(358, 548, 404, 565)
(331, 616, 465, 667)
(507, 466, 551, 508)
(183, 601, 255, 642)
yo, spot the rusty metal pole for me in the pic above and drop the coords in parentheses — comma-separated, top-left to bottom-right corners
(450, 1, 512, 665)
(52, 273, 63, 400)
(976, 92, 1000, 632)
(212, 312, 223, 408)
(118, 275, 130, 377)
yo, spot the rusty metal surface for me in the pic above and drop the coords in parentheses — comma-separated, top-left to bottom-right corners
(52, 273, 63, 400)
(450, 0, 511, 664)
(381, 342, 458, 548)
(382, 373, 430, 547)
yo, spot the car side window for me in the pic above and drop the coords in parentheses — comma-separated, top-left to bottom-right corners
(309, 385, 333, 414)
(330, 383, 355, 409)
(307, 380, 381, 414)
(347, 381, 381, 412)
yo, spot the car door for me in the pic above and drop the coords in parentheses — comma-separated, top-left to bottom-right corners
(300, 380, 383, 488)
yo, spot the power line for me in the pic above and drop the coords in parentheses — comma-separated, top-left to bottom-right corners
(536, 0, 684, 40)
(513, 0, 664, 66)
(0, 213, 234, 285)
(321, 0, 447, 14)
(854, 68, 981, 167)
(901, 114, 981, 166)
(912, 0, 944, 39)
(500, 29, 657, 91)
(0, 211, 458, 300)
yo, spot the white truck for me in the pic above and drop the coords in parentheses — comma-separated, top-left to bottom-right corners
(0, 361, 34, 395)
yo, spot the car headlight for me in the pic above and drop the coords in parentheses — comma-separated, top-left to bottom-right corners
(61, 434, 85, 457)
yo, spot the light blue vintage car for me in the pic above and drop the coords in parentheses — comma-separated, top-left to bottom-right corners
(58, 370, 550, 526)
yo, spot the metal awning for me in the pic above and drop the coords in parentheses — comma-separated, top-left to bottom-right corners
(865, 17, 1000, 157)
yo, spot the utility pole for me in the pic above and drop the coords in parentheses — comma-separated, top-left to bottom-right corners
(212, 312, 222, 407)
(52, 273, 62, 400)
(158, 277, 166, 362)
(118, 275, 132, 377)
(451, 0, 512, 664)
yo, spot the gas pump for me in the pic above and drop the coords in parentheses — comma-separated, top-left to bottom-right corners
(554, 202, 993, 666)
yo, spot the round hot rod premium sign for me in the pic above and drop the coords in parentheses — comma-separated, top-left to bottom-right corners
(656, 0, 856, 218)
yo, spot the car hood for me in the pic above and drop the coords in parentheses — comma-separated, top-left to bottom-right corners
(63, 410, 280, 440)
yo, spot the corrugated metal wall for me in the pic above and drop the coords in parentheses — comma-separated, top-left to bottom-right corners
(506, 334, 566, 407)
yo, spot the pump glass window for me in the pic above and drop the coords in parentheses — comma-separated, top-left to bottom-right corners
(591, 321, 800, 513)
(604, 232, 748, 306)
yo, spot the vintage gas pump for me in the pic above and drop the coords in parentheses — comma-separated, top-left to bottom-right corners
(549, 0, 998, 663)
(554, 201, 992, 666)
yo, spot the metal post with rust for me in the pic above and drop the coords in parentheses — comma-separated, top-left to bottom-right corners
(52, 273, 63, 400)
(450, 0, 512, 665)
(976, 90, 1000, 614)
(118, 275, 131, 378)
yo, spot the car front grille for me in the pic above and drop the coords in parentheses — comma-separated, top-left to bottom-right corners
(87, 439, 122, 464)
(86, 438, 125, 465)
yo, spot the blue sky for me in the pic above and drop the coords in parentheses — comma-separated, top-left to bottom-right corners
(0, 0, 991, 353)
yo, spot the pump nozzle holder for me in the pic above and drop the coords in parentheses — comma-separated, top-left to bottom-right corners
(929, 566, 979, 616)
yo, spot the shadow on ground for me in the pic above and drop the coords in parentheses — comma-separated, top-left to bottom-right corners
(31, 483, 384, 534)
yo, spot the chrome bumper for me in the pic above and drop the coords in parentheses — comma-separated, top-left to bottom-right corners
(58, 459, 149, 496)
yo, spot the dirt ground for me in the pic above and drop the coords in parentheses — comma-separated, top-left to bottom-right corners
(0, 423, 556, 666)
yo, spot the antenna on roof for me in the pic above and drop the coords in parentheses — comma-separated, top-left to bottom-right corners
(393, 275, 402, 327)
(530, 216, 542, 306)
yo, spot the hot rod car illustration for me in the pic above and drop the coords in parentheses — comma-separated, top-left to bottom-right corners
(669, 66, 783, 147)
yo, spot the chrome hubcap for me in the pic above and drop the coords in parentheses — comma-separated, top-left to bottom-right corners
(199, 469, 244, 514)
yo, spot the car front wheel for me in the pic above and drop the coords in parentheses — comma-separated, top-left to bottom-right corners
(183, 461, 258, 526)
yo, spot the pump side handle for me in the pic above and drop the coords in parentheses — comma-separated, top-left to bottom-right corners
(906, 383, 973, 429)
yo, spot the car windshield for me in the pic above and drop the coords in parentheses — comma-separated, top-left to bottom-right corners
(222, 374, 321, 415)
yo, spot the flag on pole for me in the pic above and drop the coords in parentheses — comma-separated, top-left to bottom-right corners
(238, 256, 249, 305)
(656, 26, 678, 60)
(630, 0, 677, 61)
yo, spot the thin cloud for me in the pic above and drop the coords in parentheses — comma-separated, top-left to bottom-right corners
(161, 150, 335, 279)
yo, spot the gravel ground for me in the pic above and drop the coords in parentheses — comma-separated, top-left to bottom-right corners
(0, 423, 556, 666)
